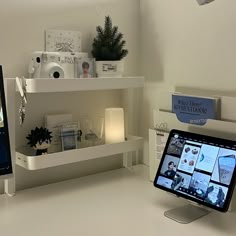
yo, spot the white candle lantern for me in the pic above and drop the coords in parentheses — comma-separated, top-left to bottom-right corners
(105, 108, 125, 144)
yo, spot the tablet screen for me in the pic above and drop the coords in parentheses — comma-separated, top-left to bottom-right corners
(0, 66, 13, 176)
(154, 129, 236, 212)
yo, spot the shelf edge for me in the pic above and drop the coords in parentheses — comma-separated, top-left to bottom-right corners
(16, 136, 144, 170)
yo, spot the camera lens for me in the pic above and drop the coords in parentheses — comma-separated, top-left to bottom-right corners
(53, 71, 60, 79)
(36, 57, 41, 63)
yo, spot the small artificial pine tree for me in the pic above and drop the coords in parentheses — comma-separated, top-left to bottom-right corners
(92, 16, 128, 61)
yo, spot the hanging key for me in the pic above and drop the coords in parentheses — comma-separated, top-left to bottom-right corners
(16, 77, 27, 126)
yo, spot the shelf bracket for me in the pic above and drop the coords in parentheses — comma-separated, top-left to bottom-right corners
(4, 178, 16, 197)
(122, 87, 142, 169)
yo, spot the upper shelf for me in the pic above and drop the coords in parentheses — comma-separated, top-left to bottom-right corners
(19, 77, 145, 93)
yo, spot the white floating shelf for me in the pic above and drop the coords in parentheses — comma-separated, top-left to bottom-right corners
(20, 77, 145, 93)
(16, 135, 143, 170)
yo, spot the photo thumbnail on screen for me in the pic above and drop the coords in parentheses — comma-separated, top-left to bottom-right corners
(166, 137, 185, 156)
(211, 148, 236, 186)
(160, 155, 180, 179)
(178, 143, 201, 174)
(205, 182, 228, 208)
(171, 172, 192, 191)
(189, 171, 211, 199)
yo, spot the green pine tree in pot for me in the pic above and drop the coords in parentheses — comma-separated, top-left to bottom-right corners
(92, 16, 128, 77)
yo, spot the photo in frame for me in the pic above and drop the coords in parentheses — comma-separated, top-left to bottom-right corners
(75, 58, 95, 78)
(61, 124, 78, 151)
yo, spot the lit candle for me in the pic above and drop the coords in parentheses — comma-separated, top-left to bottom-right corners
(105, 108, 125, 144)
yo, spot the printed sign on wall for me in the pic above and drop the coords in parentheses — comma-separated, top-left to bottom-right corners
(172, 94, 219, 126)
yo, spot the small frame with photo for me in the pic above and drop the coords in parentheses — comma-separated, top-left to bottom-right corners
(61, 128, 77, 151)
(60, 123, 82, 151)
(76, 58, 95, 78)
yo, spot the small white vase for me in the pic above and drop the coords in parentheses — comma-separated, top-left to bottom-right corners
(95, 60, 124, 78)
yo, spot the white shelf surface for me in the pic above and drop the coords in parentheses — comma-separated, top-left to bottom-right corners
(16, 135, 143, 170)
(18, 76, 145, 93)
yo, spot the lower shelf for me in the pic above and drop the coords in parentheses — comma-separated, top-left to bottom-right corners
(16, 135, 143, 170)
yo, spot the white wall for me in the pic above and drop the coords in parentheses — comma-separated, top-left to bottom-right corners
(0, 0, 141, 191)
(140, 0, 236, 165)
(5, 0, 235, 190)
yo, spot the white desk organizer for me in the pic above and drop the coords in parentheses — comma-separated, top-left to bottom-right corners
(149, 89, 236, 212)
(4, 77, 145, 196)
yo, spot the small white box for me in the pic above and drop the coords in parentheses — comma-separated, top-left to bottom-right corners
(45, 30, 82, 53)
(149, 129, 169, 181)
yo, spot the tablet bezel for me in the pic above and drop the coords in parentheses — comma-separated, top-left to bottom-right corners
(0, 66, 13, 177)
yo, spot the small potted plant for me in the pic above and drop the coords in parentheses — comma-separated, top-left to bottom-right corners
(92, 16, 128, 77)
(26, 127, 52, 156)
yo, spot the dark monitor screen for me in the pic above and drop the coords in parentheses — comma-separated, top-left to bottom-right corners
(154, 129, 236, 212)
(0, 66, 13, 177)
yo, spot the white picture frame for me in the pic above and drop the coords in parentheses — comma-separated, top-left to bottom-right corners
(76, 58, 95, 78)
(61, 126, 78, 151)
(45, 114, 73, 153)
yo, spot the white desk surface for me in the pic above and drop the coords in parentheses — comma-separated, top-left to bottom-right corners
(0, 165, 235, 236)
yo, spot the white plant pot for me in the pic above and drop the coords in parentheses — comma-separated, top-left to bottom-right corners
(96, 61, 124, 78)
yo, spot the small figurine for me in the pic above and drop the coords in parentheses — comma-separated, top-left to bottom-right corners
(26, 127, 52, 155)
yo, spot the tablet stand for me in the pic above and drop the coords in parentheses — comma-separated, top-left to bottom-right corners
(164, 204, 211, 224)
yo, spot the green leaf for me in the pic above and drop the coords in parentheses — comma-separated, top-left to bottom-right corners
(92, 16, 128, 60)
(96, 26, 104, 38)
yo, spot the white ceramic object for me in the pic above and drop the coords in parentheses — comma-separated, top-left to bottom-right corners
(96, 60, 124, 77)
